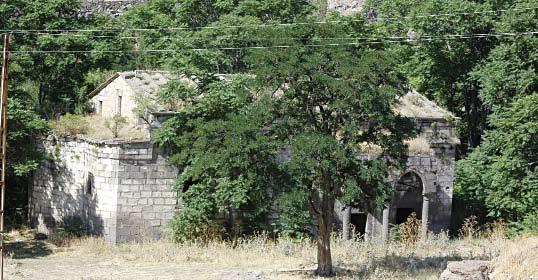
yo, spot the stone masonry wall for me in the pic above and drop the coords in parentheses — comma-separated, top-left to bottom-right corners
(30, 136, 178, 243)
(115, 141, 178, 243)
(30, 137, 119, 242)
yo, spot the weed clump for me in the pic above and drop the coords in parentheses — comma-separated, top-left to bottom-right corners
(52, 113, 89, 137)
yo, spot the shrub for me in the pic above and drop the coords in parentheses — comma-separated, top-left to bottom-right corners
(485, 219, 507, 239)
(277, 189, 313, 239)
(105, 115, 127, 138)
(508, 211, 538, 235)
(169, 210, 224, 243)
(52, 113, 89, 137)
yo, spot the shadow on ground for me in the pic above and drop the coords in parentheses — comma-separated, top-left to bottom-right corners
(4, 240, 54, 259)
(278, 255, 467, 279)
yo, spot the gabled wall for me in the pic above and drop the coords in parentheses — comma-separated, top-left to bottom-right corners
(91, 77, 140, 127)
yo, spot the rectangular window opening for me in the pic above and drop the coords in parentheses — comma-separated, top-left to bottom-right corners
(86, 172, 94, 195)
(117, 95, 122, 116)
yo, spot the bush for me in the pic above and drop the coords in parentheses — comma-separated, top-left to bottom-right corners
(169, 210, 224, 243)
(52, 113, 89, 137)
(509, 211, 538, 235)
(277, 189, 313, 239)
(105, 115, 128, 138)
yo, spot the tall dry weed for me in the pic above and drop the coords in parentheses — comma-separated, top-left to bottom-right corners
(459, 216, 480, 239)
(485, 219, 507, 240)
(397, 212, 422, 245)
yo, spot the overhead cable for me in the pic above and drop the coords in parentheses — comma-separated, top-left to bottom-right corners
(7, 31, 537, 54)
(1, 6, 536, 34)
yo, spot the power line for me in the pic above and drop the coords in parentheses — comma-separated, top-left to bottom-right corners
(8, 31, 537, 54)
(1, 6, 536, 34)
(18, 30, 538, 42)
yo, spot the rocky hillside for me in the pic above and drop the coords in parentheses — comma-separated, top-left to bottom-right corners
(82, 0, 365, 17)
(328, 0, 365, 15)
(81, 0, 148, 17)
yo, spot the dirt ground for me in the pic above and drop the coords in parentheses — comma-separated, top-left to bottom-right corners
(3, 236, 314, 280)
(3, 230, 537, 280)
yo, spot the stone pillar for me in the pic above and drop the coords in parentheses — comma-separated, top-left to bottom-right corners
(421, 194, 430, 242)
(341, 206, 351, 240)
(365, 212, 373, 241)
(382, 208, 390, 243)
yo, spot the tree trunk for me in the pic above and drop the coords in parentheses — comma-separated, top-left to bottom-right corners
(316, 187, 334, 277)
(342, 206, 351, 240)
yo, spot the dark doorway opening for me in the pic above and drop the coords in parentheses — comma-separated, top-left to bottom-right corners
(350, 213, 367, 237)
(395, 208, 415, 225)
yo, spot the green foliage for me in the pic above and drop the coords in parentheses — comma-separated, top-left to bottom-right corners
(5, 98, 50, 227)
(366, 0, 498, 148)
(120, 0, 313, 72)
(52, 113, 89, 137)
(245, 16, 415, 275)
(9, 98, 50, 177)
(509, 211, 538, 235)
(169, 183, 224, 242)
(2, 0, 133, 118)
(154, 77, 283, 241)
(105, 115, 128, 138)
(247, 15, 415, 204)
(456, 93, 538, 224)
(277, 188, 312, 238)
(472, 0, 538, 113)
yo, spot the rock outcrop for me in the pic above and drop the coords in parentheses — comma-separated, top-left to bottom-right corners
(327, 0, 366, 15)
(81, 0, 148, 17)
(81, 0, 367, 17)
(439, 260, 491, 280)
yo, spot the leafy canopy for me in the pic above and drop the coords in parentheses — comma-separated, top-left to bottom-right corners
(456, 93, 538, 223)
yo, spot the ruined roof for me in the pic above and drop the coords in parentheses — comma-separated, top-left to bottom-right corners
(394, 90, 456, 120)
(120, 71, 171, 95)
(90, 71, 456, 121)
(89, 70, 172, 98)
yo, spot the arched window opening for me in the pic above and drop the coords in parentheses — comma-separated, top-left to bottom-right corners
(394, 172, 423, 225)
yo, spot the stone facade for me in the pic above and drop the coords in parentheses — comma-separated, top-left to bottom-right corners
(335, 118, 458, 239)
(90, 71, 170, 128)
(30, 136, 178, 243)
(31, 70, 458, 243)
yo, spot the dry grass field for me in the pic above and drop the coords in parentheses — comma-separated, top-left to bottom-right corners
(3, 228, 537, 280)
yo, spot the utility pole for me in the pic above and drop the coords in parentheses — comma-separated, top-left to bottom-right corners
(0, 33, 10, 280)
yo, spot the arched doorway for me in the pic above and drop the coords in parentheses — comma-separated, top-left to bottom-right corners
(393, 171, 423, 225)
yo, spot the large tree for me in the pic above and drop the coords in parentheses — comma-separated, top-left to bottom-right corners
(246, 16, 415, 276)
(365, 0, 503, 150)
(0, 0, 131, 223)
(455, 93, 538, 226)
(455, 0, 537, 228)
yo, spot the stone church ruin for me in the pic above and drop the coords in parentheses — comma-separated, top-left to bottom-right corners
(30, 70, 459, 243)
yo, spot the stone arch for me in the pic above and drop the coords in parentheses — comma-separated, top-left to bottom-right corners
(393, 170, 424, 224)
(392, 169, 434, 241)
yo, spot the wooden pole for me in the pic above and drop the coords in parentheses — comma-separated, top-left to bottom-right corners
(0, 33, 10, 280)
